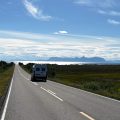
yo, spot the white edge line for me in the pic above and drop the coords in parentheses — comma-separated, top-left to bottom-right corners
(79, 88, 120, 103)
(80, 112, 95, 120)
(48, 80, 120, 103)
(0, 74, 14, 120)
(18, 67, 39, 86)
(17, 68, 29, 81)
(40, 87, 63, 102)
(32, 82, 38, 86)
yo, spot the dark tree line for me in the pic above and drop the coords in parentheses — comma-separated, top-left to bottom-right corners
(19, 62, 120, 78)
(0, 61, 14, 72)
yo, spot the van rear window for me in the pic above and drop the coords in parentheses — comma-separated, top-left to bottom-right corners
(42, 68, 45, 71)
(36, 68, 40, 71)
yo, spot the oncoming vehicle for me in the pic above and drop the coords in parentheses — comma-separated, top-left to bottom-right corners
(31, 64, 47, 82)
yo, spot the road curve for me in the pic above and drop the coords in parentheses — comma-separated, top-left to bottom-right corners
(2, 65, 120, 120)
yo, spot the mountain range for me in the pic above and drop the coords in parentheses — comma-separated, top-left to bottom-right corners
(1, 55, 120, 63)
(48, 57, 106, 62)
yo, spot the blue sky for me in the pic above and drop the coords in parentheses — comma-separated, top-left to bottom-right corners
(0, 0, 120, 60)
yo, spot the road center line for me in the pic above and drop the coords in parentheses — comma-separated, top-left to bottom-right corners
(80, 112, 95, 120)
(47, 90, 56, 95)
(40, 87, 63, 102)
(0, 75, 14, 120)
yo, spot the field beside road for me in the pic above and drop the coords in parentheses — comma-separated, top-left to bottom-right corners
(19, 63, 120, 100)
(0, 61, 14, 97)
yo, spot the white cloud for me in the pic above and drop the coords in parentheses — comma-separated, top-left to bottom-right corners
(54, 31, 68, 35)
(107, 19, 120, 25)
(98, 10, 107, 14)
(74, 0, 117, 8)
(23, 0, 52, 21)
(75, 0, 91, 6)
(109, 11, 120, 16)
(98, 10, 120, 16)
(0, 30, 58, 41)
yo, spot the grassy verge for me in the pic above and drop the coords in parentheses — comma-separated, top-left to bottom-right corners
(50, 73, 120, 100)
(0, 62, 14, 97)
(19, 63, 120, 100)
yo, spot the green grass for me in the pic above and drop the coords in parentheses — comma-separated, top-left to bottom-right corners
(0, 65, 14, 96)
(19, 63, 120, 100)
(49, 72, 120, 100)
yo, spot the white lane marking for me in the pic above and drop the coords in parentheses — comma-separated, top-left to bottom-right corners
(80, 112, 95, 120)
(47, 90, 56, 95)
(32, 82, 38, 86)
(40, 87, 63, 102)
(0, 75, 14, 120)
(48, 80, 120, 103)
(17, 68, 29, 81)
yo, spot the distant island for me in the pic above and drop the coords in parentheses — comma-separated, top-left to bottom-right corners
(48, 57, 106, 62)
(1, 55, 120, 64)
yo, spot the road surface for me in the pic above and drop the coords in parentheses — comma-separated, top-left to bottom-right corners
(1, 65, 120, 120)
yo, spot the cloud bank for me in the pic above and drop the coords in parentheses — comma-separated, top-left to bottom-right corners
(0, 30, 120, 60)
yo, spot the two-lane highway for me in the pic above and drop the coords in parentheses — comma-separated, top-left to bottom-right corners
(1, 65, 120, 120)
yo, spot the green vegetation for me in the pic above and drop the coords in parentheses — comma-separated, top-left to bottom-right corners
(0, 61, 14, 96)
(19, 63, 120, 100)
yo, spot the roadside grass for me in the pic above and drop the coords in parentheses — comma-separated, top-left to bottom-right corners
(50, 72, 120, 100)
(19, 63, 120, 100)
(0, 65, 14, 97)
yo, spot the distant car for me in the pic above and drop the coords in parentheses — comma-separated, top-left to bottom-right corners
(31, 64, 47, 82)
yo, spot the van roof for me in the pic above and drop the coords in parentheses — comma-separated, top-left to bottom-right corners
(33, 64, 47, 68)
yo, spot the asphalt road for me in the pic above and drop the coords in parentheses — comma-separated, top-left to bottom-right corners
(2, 65, 120, 120)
